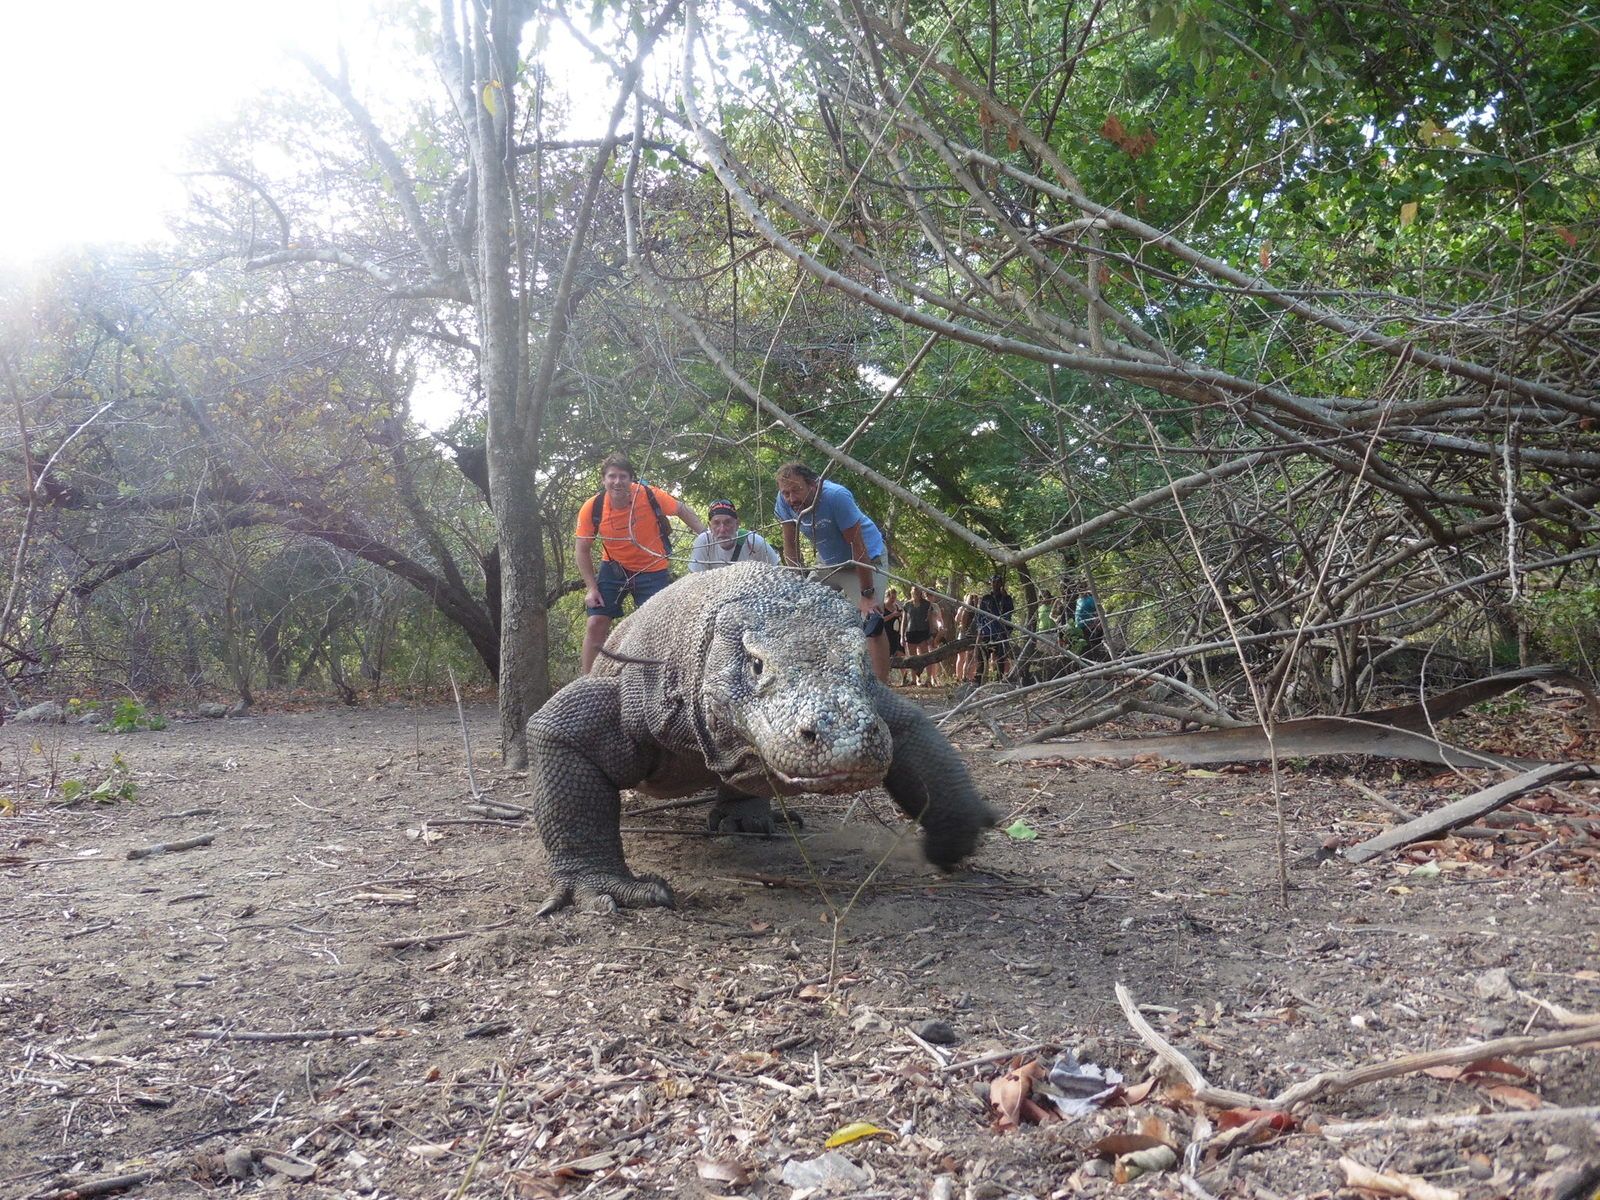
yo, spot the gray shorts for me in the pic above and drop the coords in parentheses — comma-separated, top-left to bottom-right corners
(811, 557, 888, 607)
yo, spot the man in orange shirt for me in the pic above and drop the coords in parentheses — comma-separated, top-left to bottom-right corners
(575, 452, 705, 672)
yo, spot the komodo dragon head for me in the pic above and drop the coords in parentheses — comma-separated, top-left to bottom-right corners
(697, 567, 893, 793)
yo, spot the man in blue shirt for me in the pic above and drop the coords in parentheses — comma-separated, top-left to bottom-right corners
(775, 462, 891, 682)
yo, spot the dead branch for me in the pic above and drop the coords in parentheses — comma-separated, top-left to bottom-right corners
(1117, 983, 1600, 1111)
(1343, 763, 1595, 864)
(379, 921, 512, 950)
(126, 834, 215, 860)
(180, 1026, 384, 1042)
(1319, 1105, 1600, 1137)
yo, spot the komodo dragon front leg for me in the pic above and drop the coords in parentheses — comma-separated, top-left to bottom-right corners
(526, 677, 674, 916)
(870, 684, 997, 868)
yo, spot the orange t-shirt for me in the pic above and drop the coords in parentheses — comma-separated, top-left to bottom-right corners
(575, 485, 681, 573)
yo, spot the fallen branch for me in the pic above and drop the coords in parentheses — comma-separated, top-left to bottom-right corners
(1319, 1104, 1600, 1137)
(379, 921, 512, 950)
(1343, 763, 1594, 863)
(180, 1026, 384, 1042)
(1117, 984, 1600, 1111)
(1004, 666, 1593, 768)
(1273, 1022, 1600, 1108)
(938, 1041, 1053, 1074)
(1114, 984, 1265, 1107)
(126, 834, 215, 860)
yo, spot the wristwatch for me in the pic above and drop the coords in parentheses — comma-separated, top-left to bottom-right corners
(860, 586, 876, 598)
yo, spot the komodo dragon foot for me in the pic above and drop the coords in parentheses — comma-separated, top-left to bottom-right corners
(536, 871, 675, 917)
(707, 792, 805, 837)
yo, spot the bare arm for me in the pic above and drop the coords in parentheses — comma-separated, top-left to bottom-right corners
(677, 506, 706, 536)
(842, 523, 880, 609)
(781, 522, 802, 568)
(575, 535, 601, 607)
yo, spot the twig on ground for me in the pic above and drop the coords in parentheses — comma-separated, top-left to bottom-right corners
(1517, 992, 1600, 1028)
(1319, 1105, 1600, 1136)
(1118, 983, 1600, 1110)
(446, 666, 482, 801)
(421, 817, 523, 828)
(1115, 984, 1265, 1107)
(744, 972, 833, 1005)
(126, 834, 214, 860)
(1343, 762, 1593, 863)
(938, 1042, 1053, 1074)
(380, 921, 512, 950)
(32, 1169, 156, 1200)
(180, 1026, 384, 1043)
(625, 793, 718, 817)
(159, 807, 218, 819)
(466, 801, 530, 818)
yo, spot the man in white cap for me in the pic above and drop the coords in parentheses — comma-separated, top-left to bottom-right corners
(687, 499, 781, 571)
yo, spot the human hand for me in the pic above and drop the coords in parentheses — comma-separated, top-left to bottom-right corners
(585, 587, 604, 609)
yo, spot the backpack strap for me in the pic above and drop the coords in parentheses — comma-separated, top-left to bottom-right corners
(732, 531, 747, 561)
(587, 492, 606, 538)
(640, 485, 672, 559)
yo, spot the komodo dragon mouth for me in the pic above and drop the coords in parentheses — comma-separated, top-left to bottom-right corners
(770, 765, 884, 792)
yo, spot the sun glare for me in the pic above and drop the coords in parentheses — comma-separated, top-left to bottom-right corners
(0, 0, 375, 265)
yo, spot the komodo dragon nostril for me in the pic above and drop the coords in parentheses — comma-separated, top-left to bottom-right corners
(799, 725, 819, 742)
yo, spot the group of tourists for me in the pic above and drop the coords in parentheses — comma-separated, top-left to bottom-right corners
(572, 450, 1104, 685)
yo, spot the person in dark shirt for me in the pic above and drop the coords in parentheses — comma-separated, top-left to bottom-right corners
(901, 586, 934, 687)
(974, 573, 1015, 684)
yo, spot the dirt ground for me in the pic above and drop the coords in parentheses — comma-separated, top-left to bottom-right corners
(2, 691, 1598, 1200)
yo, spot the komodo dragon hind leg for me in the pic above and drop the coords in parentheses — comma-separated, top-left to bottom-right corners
(872, 683, 997, 869)
(527, 678, 675, 916)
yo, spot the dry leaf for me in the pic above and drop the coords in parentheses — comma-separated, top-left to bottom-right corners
(408, 1142, 454, 1160)
(1422, 1057, 1531, 1083)
(989, 1061, 1056, 1130)
(1215, 1108, 1296, 1131)
(1483, 1083, 1542, 1110)
(1087, 1132, 1172, 1159)
(694, 1156, 752, 1186)
(825, 1121, 894, 1148)
(1340, 1155, 1460, 1200)
(1119, 1077, 1158, 1105)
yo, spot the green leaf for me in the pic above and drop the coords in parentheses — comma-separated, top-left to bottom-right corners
(1004, 820, 1039, 841)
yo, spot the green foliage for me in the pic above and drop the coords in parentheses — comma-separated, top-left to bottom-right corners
(58, 753, 137, 805)
(103, 700, 167, 734)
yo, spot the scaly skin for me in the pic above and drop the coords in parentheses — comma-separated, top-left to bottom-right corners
(526, 562, 995, 914)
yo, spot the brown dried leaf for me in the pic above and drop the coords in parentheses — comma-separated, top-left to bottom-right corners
(1483, 1083, 1542, 1110)
(1339, 1155, 1460, 1200)
(695, 1156, 752, 1186)
(1215, 1108, 1296, 1132)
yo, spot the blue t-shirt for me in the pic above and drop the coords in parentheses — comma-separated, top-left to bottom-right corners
(1074, 594, 1099, 627)
(775, 479, 885, 566)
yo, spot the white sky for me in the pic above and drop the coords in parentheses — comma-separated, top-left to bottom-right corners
(0, 0, 397, 265)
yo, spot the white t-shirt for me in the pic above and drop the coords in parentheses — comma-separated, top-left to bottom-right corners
(688, 528, 781, 571)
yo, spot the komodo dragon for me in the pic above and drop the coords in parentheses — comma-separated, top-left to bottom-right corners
(527, 562, 996, 915)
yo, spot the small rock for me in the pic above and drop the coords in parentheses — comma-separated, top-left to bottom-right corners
(13, 701, 63, 724)
(912, 1019, 959, 1045)
(1474, 967, 1517, 1002)
(779, 1151, 871, 1189)
(929, 1175, 956, 1200)
(197, 703, 229, 719)
(223, 1146, 256, 1180)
